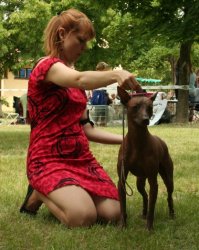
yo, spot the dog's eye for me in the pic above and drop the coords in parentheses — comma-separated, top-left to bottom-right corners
(149, 104, 153, 110)
(132, 105, 139, 112)
(147, 105, 153, 113)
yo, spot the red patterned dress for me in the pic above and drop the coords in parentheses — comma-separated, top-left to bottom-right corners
(27, 57, 118, 200)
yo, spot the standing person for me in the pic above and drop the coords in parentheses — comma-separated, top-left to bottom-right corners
(195, 69, 199, 88)
(188, 65, 199, 121)
(91, 62, 112, 126)
(95, 61, 111, 71)
(189, 65, 199, 102)
(110, 93, 117, 105)
(20, 9, 141, 228)
(19, 93, 27, 119)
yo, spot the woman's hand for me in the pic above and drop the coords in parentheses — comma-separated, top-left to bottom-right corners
(114, 70, 143, 92)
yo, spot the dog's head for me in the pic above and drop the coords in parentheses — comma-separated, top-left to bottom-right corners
(117, 87, 157, 126)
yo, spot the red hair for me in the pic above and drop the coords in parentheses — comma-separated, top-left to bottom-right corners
(44, 9, 95, 57)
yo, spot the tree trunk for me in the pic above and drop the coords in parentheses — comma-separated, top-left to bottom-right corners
(175, 42, 192, 123)
(169, 56, 176, 84)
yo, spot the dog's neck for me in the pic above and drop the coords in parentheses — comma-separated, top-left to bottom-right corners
(126, 121, 150, 145)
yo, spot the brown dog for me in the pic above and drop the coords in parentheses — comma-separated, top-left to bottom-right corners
(117, 87, 174, 230)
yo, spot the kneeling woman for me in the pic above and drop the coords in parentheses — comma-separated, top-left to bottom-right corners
(20, 8, 141, 227)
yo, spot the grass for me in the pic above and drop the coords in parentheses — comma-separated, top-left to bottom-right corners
(0, 123, 199, 250)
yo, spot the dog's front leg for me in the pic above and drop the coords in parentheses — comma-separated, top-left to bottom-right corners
(118, 177, 127, 228)
(117, 144, 129, 228)
(147, 176, 158, 231)
(136, 177, 148, 219)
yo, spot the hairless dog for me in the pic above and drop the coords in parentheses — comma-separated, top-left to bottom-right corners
(117, 87, 175, 230)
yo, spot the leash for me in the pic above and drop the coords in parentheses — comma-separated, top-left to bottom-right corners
(120, 105, 133, 197)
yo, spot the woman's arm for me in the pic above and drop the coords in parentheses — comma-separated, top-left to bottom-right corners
(80, 109, 123, 144)
(45, 62, 141, 91)
(83, 123, 123, 144)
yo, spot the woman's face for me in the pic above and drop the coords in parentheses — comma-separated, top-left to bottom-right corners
(61, 30, 88, 66)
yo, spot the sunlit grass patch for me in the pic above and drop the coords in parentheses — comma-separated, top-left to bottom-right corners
(0, 124, 199, 250)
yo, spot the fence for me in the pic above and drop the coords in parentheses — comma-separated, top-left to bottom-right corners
(1, 85, 198, 125)
(88, 104, 124, 126)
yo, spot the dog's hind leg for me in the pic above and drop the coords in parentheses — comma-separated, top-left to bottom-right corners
(136, 177, 148, 219)
(147, 176, 158, 230)
(159, 161, 175, 219)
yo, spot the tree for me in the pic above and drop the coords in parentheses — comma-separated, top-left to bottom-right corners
(1, 0, 199, 123)
(4, 0, 51, 65)
(98, 0, 199, 122)
(0, 0, 109, 72)
(0, 1, 22, 99)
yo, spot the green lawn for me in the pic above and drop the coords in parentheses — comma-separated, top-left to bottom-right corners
(0, 124, 199, 250)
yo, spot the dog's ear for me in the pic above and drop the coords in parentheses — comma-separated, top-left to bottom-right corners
(150, 92, 158, 102)
(117, 86, 131, 105)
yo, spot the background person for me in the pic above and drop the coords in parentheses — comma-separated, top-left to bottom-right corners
(195, 68, 199, 88)
(91, 62, 112, 126)
(19, 93, 28, 120)
(188, 66, 199, 121)
(189, 65, 199, 102)
(95, 61, 111, 71)
(20, 8, 141, 228)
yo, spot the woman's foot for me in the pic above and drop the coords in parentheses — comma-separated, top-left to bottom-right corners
(20, 185, 43, 215)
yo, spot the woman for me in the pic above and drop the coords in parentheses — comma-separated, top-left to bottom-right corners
(20, 9, 141, 228)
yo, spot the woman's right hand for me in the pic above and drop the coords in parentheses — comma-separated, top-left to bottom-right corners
(114, 70, 143, 92)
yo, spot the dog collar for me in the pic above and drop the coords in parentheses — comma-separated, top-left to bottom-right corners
(130, 92, 154, 98)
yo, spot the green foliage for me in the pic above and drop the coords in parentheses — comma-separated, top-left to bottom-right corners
(0, 0, 25, 76)
(8, 0, 51, 63)
(105, 0, 199, 43)
(98, 0, 199, 64)
(0, 0, 51, 74)
(131, 45, 179, 81)
(97, 0, 199, 122)
(0, 0, 199, 77)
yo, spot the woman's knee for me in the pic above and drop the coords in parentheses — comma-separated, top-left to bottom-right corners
(94, 198, 121, 223)
(64, 206, 97, 228)
(40, 197, 97, 228)
(103, 201, 121, 222)
(44, 186, 98, 227)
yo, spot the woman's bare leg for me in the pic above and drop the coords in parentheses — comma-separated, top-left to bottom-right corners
(92, 196, 121, 223)
(22, 185, 120, 226)
(36, 185, 97, 228)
